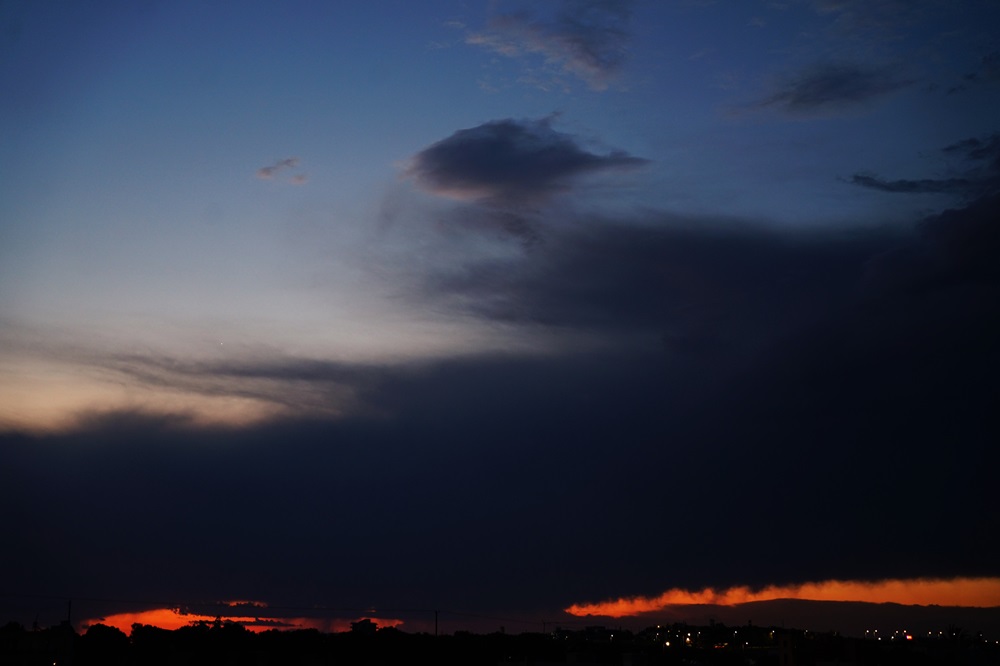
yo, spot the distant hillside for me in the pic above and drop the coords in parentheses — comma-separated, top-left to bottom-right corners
(638, 598, 1000, 639)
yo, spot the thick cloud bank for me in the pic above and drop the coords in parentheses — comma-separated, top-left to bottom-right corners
(3, 193, 997, 628)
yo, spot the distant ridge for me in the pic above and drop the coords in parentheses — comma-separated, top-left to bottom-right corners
(641, 598, 1000, 638)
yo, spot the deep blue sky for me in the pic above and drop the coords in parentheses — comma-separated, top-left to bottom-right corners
(2, 0, 999, 635)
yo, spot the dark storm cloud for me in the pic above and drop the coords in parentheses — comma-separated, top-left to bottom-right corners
(849, 132, 1000, 198)
(404, 194, 1000, 599)
(405, 117, 647, 205)
(466, 0, 634, 91)
(0, 350, 692, 624)
(862, 192, 1000, 294)
(3, 197, 997, 631)
(757, 62, 911, 115)
(423, 213, 901, 358)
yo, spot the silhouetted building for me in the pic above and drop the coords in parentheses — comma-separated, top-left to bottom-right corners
(350, 618, 377, 635)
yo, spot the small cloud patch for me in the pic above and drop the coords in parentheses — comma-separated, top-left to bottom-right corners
(256, 157, 308, 184)
(465, 0, 634, 91)
(757, 62, 911, 115)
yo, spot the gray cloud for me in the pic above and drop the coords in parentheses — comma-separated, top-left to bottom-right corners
(862, 192, 1000, 296)
(405, 116, 647, 206)
(466, 0, 633, 91)
(421, 212, 904, 366)
(757, 62, 911, 115)
(97, 352, 377, 416)
(942, 132, 1000, 169)
(847, 173, 974, 194)
(850, 133, 1000, 198)
(256, 157, 306, 183)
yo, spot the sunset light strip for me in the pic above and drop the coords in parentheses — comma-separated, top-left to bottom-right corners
(83, 607, 402, 635)
(566, 577, 1000, 618)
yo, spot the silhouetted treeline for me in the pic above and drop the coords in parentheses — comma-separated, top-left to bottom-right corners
(1, 617, 998, 666)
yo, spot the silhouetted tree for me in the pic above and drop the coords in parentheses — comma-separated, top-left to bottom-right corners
(78, 623, 128, 666)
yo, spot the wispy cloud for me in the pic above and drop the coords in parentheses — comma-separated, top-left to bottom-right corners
(847, 174, 973, 194)
(256, 157, 307, 184)
(942, 133, 1000, 169)
(95, 351, 379, 421)
(756, 61, 911, 115)
(465, 0, 634, 91)
(404, 116, 647, 206)
(849, 133, 1000, 198)
(809, 0, 933, 38)
(963, 51, 1000, 85)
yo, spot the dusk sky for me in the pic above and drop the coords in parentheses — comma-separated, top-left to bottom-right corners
(2, 0, 999, 637)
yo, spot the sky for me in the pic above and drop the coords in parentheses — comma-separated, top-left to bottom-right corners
(2, 0, 1000, 638)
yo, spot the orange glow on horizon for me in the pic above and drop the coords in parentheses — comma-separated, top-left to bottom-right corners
(566, 577, 1000, 618)
(82, 607, 403, 635)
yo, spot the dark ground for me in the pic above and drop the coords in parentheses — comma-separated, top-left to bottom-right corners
(2, 617, 998, 666)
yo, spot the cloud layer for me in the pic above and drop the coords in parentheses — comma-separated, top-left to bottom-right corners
(4, 192, 998, 628)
